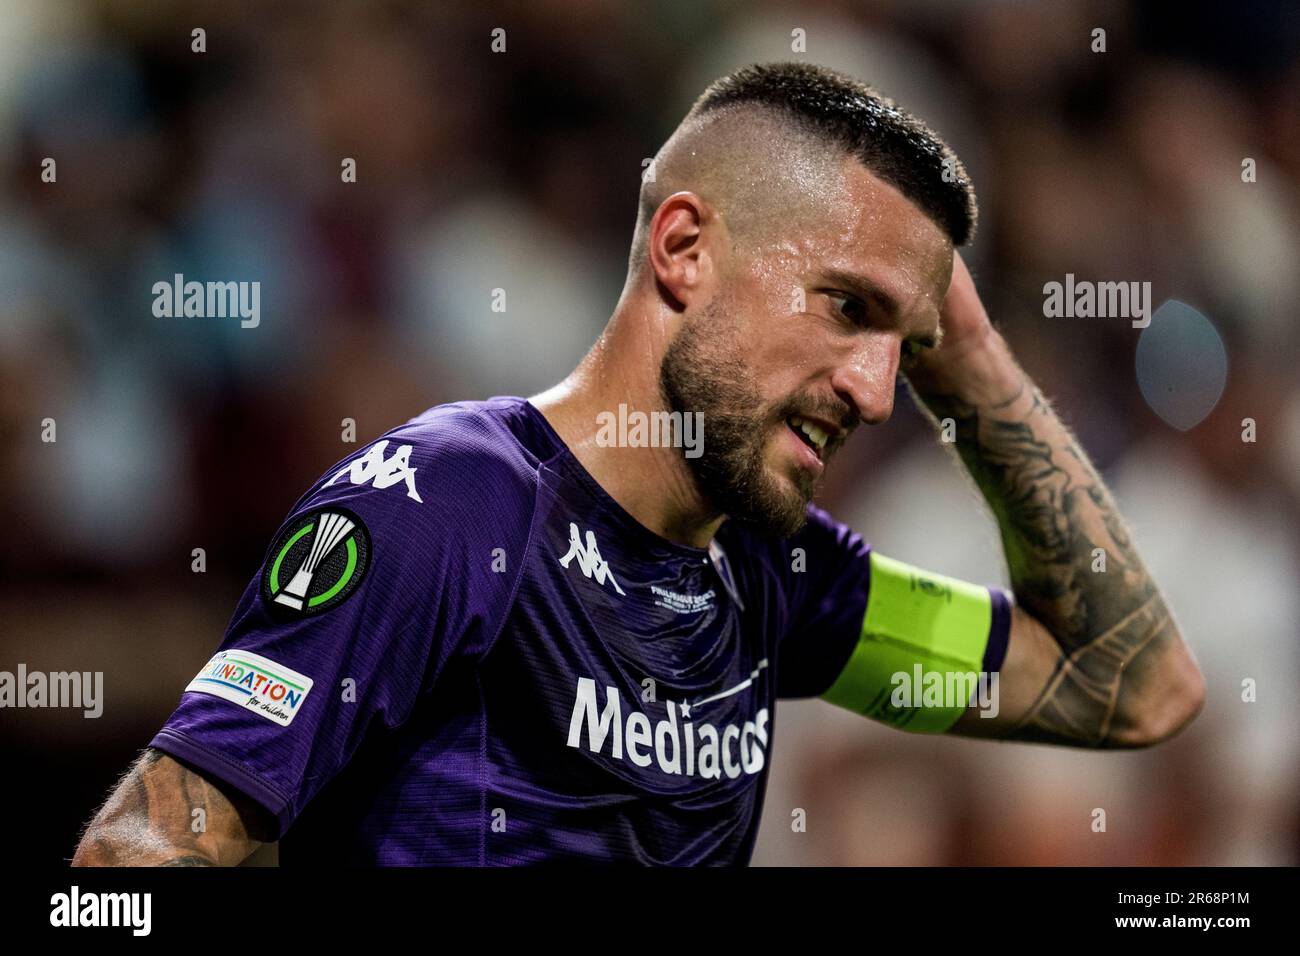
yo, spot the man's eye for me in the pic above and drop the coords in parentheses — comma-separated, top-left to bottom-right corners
(830, 293, 866, 324)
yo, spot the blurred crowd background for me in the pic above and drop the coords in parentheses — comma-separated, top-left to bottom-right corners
(2, 0, 1297, 866)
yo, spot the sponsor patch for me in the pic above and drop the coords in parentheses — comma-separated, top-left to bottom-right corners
(184, 650, 313, 726)
(261, 506, 371, 617)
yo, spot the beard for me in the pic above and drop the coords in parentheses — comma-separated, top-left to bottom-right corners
(659, 296, 832, 538)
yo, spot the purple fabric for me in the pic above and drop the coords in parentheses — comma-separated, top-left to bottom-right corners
(149, 396, 1009, 865)
(984, 587, 1014, 674)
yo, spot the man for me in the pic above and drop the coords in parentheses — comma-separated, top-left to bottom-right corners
(73, 62, 1203, 866)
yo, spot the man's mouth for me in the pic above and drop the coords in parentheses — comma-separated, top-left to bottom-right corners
(786, 415, 830, 461)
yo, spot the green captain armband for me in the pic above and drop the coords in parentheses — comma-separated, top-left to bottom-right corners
(821, 551, 999, 733)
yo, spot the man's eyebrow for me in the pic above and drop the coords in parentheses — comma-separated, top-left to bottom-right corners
(819, 268, 943, 349)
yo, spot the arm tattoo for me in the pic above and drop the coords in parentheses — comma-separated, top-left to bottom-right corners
(920, 376, 1182, 747)
(73, 748, 268, 866)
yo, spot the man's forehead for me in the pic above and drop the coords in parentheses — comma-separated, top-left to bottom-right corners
(810, 161, 953, 310)
(832, 161, 952, 261)
(738, 156, 952, 323)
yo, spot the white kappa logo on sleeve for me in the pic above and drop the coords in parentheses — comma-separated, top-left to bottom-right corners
(326, 440, 422, 502)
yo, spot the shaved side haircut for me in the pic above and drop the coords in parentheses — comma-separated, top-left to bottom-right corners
(629, 62, 977, 277)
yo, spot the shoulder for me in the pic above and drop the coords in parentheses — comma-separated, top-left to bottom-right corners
(394, 395, 551, 480)
(794, 504, 872, 564)
(721, 504, 871, 579)
(289, 397, 550, 544)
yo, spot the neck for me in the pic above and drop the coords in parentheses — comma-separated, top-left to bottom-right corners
(530, 301, 724, 549)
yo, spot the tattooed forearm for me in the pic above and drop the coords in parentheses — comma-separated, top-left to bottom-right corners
(72, 748, 269, 866)
(915, 363, 1200, 747)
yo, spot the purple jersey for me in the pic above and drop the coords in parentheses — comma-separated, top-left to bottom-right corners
(150, 397, 1009, 865)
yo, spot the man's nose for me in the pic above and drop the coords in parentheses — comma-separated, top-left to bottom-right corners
(828, 337, 899, 426)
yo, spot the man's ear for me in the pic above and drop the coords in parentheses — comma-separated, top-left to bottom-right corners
(647, 191, 717, 310)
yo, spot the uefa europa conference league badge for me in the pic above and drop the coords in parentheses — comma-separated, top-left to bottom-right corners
(261, 507, 371, 617)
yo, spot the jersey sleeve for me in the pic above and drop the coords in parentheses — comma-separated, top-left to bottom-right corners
(148, 416, 528, 837)
(775, 506, 1013, 733)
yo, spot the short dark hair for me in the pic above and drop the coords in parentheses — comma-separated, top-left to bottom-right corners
(688, 62, 977, 245)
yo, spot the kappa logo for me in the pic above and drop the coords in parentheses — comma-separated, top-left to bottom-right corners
(327, 440, 422, 502)
(558, 522, 626, 595)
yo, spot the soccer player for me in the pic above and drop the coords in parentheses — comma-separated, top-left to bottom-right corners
(73, 63, 1204, 866)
